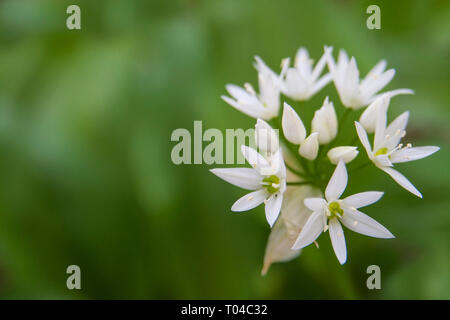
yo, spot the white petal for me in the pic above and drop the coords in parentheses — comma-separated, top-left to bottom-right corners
(299, 132, 319, 160)
(292, 211, 324, 250)
(241, 145, 270, 173)
(311, 49, 331, 81)
(311, 97, 337, 145)
(341, 207, 394, 238)
(265, 192, 283, 227)
(380, 167, 422, 198)
(325, 160, 348, 201)
(359, 94, 390, 133)
(327, 146, 359, 164)
(368, 88, 414, 105)
(281, 186, 322, 241)
(374, 154, 393, 167)
(255, 119, 279, 153)
(221, 95, 263, 119)
(282, 102, 306, 144)
(385, 111, 409, 137)
(384, 111, 409, 150)
(344, 57, 360, 99)
(210, 168, 262, 190)
(363, 69, 395, 99)
(355, 121, 372, 155)
(328, 218, 347, 265)
(343, 191, 384, 209)
(304, 197, 327, 212)
(373, 97, 388, 151)
(231, 189, 268, 212)
(311, 73, 332, 96)
(390, 146, 439, 164)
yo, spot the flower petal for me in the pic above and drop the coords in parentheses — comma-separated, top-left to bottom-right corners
(265, 192, 283, 227)
(384, 111, 409, 150)
(231, 189, 268, 212)
(210, 168, 262, 190)
(325, 160, 348, 201)
(255, 118, 279, 153)
(380, 167, 422, 198)
(292, 211, 324, 250)
(362, 69, 395, 99)
(328, 218, 347, 265)
(299, 132, 319, 160)
(221, 95, 263, 119)
(390, 146, 439, 164)
(341, 207, 394, 238)
(355, 121, 372, 155)
(304, 197, 327, 212)
(343, 191, 384, 209)
(373, 97, 388, 151)
(241, 145, 270, 173)
(282, 102, 306, 144)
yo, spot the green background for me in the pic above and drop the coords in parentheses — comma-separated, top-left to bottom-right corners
(0, 0, 448, 299)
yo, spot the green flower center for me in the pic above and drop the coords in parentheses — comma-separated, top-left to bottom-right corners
(328, 201, 343, 218)
(262, 175, 280, 194)
(374, 147, 388, 156)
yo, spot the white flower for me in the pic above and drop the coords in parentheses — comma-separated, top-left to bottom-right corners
(255, 119, 279, 154)
(210, 145, 286, 227)
(355, 106, 440, 198)
(282, 102, 320, 160)
(359, 90, 414, 133)
(311, 97, 338, 144)
(262, 185, 321, 275)
(292, 161, 394, 264)
(281, 47, 332, 101)
(221, 57, 288, 120)
(327, 146, 359, 164)
(326, 47, 412, 109)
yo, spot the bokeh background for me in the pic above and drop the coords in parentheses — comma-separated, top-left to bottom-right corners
(0, 0, 448, 299)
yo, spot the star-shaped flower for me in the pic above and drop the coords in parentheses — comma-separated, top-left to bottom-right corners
(355, 99, 439, 198)
(221, 57, 288, 120)
(210, 121, 286, 226)
(281, 47, 332, 101)
(326, 47, 412, 109)
(292, 161, 394, 264)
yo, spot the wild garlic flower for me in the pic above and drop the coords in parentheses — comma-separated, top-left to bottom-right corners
(355, 103, 439, 198)
(282, 102, 319, 160)
(292, 161, 394, 264)
(211, 121, 286, 227)
(212, 45, 439, 271)
(221, 57, 288, 120)
(281, 47, 332, 101)
(326, 47, 411, 109)
(311, 97, 338, 144)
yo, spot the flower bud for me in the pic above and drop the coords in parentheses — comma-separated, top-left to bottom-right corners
(327, 146, 359, 164)
(282, 102, 306, 145)
(255, 119, 279, 153)
(299, 132, 319, 160)
(311, 97, 337, 144)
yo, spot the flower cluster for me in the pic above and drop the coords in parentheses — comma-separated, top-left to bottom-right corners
(211, 46, 439, 273)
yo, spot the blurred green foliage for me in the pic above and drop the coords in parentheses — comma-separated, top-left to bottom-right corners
(0, 0, 448, 299)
